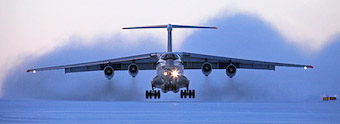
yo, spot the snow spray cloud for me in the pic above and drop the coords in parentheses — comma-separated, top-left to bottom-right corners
(0, 34, 162, 101)
(182, 15, 340, 102)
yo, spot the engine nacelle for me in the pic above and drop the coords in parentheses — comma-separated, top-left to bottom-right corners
(226, 64, 237, 78)
(104, 66, 114, 80)
(201, 62, 212, 76)
(128, 63, 139, 77)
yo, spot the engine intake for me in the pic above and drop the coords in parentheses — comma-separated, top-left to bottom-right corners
(104, 66, 114, 80)
(128, 63, 139, 77)
(226, 64, 237, 78)
(201, 62, 212, 76)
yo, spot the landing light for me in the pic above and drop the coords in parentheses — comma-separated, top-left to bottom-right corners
(304, 66, 307, 70)
(163, 72, 168, 76)
(172, 70, 179, 77)
(33, 70, 37, 73)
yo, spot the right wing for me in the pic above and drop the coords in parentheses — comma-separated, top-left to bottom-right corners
(178, 52, 313, 70)
(27, 52, 160, 73)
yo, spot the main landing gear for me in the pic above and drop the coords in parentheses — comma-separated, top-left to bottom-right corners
(180, 85, 195, 99)
(145, 85, 195, 99)
(180, 89, 195, 99)
(145, 90, 160, 99)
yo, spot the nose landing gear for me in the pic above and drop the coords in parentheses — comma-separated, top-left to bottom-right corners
(164, 84, 177, 91)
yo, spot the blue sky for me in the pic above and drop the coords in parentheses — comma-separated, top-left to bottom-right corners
(0, 0, 339, 101)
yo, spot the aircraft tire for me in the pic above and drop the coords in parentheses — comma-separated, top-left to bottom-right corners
(157, 90, 160, 99)
(145, 90, 149, 99)
(149, 90, 153, 99)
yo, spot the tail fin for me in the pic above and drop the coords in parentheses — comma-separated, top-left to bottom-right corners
(122, 24, 217, 52)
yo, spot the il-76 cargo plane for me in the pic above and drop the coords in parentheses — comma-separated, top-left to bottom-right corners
(27, 24, 313, 99)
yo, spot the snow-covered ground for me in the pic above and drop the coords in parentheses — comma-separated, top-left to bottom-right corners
(0, 99, 339, 123)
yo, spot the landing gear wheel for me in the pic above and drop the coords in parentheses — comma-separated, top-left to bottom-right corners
(165, 84, 177, 91)
(157, 90, 160, 99)
(180, 89, 195, 99)
(146, 90, 161, 99)
(146, 90, 149, 99)
(165, 85, 169, 91)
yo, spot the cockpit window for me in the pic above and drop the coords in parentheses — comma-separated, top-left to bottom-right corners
(161, 53, 179, 60)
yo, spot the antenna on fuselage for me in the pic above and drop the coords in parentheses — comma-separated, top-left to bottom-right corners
(122, 24, 217, 52)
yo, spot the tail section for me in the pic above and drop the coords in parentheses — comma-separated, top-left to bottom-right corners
(122, 24, 217, 52)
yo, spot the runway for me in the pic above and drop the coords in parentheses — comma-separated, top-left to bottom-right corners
(0, 99, 339, 123)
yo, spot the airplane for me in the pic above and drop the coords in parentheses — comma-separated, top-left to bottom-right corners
(27, 24, 313, 99)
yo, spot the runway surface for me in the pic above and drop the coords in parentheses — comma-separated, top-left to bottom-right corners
(0, 99, 339, 123)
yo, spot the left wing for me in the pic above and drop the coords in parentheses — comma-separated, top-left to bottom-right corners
(178, 52, 313, 70)
(27, 53, 159, 73)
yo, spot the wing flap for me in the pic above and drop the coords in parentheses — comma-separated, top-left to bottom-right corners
(178, 52, 312, 70)
(65, 65, 101, 73)
(238, 63, 275, 70)
(28, 52, 159, 73)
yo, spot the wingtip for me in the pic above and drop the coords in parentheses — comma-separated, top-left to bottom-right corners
(26, 70, 29, 72)
(122, 28, 126, 29)
(311, 65, 314, 69)
(213, 27, 217, 29)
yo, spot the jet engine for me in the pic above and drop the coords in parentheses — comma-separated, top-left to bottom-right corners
(128, 63, 139, 77)
(201, 62, 212, 76)
(226, 64, 237, 78)
(104, 66, 114, 80)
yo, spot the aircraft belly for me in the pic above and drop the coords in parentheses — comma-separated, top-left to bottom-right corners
(176, 75, 190, 87)
(151, 75, 163, 87)
(151, 75, 189, 93)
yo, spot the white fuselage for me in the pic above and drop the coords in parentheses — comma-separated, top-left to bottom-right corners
(151, 53, 189, 93)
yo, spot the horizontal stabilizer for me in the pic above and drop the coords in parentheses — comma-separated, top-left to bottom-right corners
(122, 25, 167, 29)
(122, 24, 217, 52)
(122, 24, 217, 30)
(172, 25, 217, 29)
